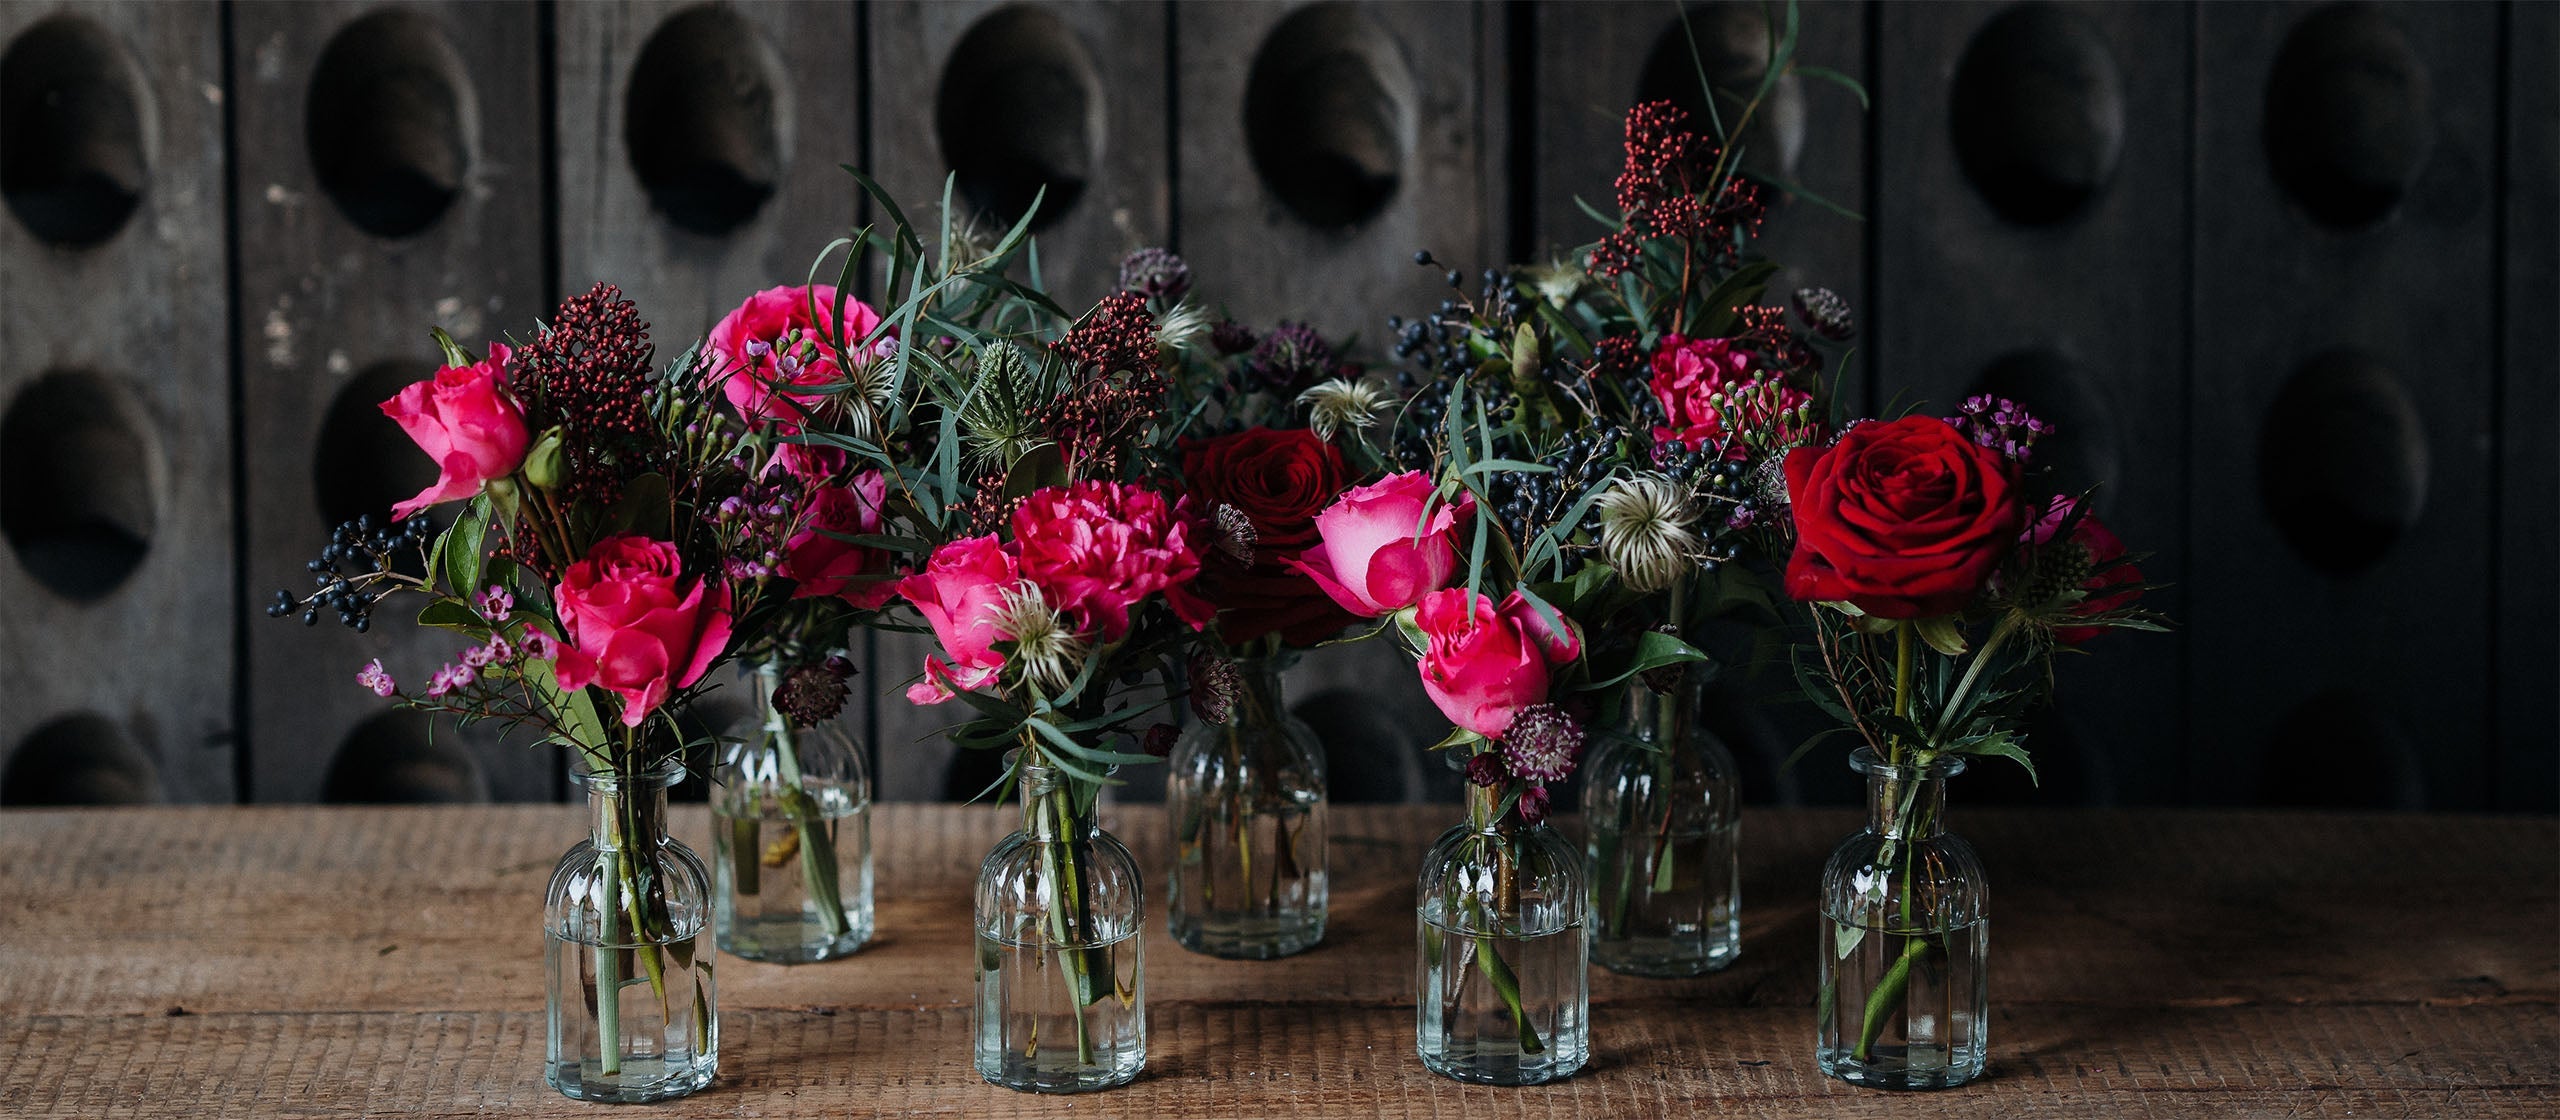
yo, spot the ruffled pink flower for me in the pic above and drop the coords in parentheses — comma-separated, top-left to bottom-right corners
(782, 472, 897, 609)
(1010, 481, 1213, 642)
(708, 285, 891, 427)
(1648, 334, 1809, 455)
(894, 535, 1019, 705)
(380, 343, 528, 520)
(551, 535, 735, 726)
(1284, 471, 1472, 617)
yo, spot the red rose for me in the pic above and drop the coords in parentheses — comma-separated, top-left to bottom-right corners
(2025, 496, 2143, 645)
(1180, 428, 1359, 645)
(380, 342, 528, 521)
(1783, 416, 2025, 619)
(552, 535, 735, 726)
(781, 472, 896, 609)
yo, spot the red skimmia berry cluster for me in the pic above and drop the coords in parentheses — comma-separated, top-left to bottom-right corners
(513, 282, 659, 504)
(1038, 292, 1167, 477)
(1588, 101, 1767, 280)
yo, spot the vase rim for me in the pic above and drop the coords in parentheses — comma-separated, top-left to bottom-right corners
(568, 754, 689, 790)
(1847, 745, 1967, 780)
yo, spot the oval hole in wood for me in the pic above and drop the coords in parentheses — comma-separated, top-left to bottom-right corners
(0, 14, 148, 247)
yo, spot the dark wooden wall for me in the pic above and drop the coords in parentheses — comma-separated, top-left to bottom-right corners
(0, 1, 2548, 811)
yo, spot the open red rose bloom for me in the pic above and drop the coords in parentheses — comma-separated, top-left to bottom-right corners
(1782, 416, 2026, 619)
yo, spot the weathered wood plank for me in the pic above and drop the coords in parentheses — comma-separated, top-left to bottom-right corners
(0, 2, 235, 804)
(231, 0, 552, 803)
(0, 806, 2549, 1113)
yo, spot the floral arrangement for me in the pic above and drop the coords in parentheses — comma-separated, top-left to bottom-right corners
(1780, 403, 2161, 1077)
(268, 282, 758, 1080)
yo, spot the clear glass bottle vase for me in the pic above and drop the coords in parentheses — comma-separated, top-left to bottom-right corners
(974, 752, 1146, 1093)
(1167, 657, 1328, 959)
(1816, 747, 1989, 1090)
(1584, 677, 1742, 976)
(711, 665, 874, 963)
(1416, 782, 1589, 1086)
(545, 757, 718, 1103)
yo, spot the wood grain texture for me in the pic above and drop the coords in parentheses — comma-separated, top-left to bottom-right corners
(231, 0, 551, 802)
(0, 1, 235, 803)
(0, 805, 2549, 1116)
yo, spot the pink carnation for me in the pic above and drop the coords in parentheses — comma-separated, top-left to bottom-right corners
(1010, 481, 1214, 643)
(1648, 334, 1809, 456)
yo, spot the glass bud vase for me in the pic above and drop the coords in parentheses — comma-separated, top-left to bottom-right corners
(1583, 677, 1742, 976)
(545, 758, 718, 1102)
(974, 753, 1146, 1092)
(1166, 657, 1328, 959)
(711, 665, 875, 963)
(1817, 748, 1988, 1090)
(1416, 782, 1589, 1086)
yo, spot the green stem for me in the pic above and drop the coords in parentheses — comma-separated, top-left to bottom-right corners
(762, 672, 848, 940)
(594, 845, 623, 1077)
(1459, 790, 1546, 1056)
(1934, 613, 2021, 741)
(1033, 770, 1099, 1067)
(1889, 623, 1914, 767)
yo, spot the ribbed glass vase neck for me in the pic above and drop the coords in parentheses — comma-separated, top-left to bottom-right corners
(1619, 677, 1702, 744)
(1850, 748, 1961, 838)
(578, 762, 678, 849)
(1464, 780, 1513, 835)
(1226, 657, 1290, 722)
(1016, 758, 1097, 841)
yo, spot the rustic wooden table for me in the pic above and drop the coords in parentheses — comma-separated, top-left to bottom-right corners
(1, 804, 2551, 1117)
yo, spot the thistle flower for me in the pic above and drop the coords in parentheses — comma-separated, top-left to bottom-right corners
(1595, 473, 1704, 593)
(1500, 703, 1585, 785)
(1297, 376, 1396, 442)
(989, 582, 1089, 695)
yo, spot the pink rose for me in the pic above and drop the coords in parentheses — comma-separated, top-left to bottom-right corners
(1011, 481, 1214, 642)
(2024, 496, 2144, 645)
(552, 535, 735, 726)
(708, 285, 892, 427)
(782, 472, 896, 609)
(380, 342, 528, 520)
(894, 535, 1018, 705)
(1649, 334, 1809, 455)
(1412, 588, 1578, 738)
(1285, 471, 1473, 617)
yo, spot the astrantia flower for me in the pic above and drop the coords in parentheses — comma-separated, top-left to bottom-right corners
(775, 661, 853, 726)
(1500, 703, 1585, 785)
(1212, 503, 1257, 566)
(1794, 287, 1856, 341)
(1010, 481, 1215, 642)
(988, 582, 1089, 695)
(1516, 785, 1554, 826)
(1188, 653, 1241, 725)
(1595, 473, 1703, 593)
(1465, 751, 1508, 788)
(356, 659, 396, 698)
(1250, 321, 1334, 394)
(1297, 376, 1396, 443)
(1118, 247, 1193, 302)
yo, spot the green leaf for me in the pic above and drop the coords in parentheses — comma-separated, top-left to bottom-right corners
(443, 497, 488, 599)
(428, 327, 474, 369)
(1582, 629, 1710, 691)
(1913, 615, 1968, 657)
(416, 599, 480, 633)
(1794, 64, 1871, 110)
(1957, 737, 2039, 785)
(1000, 443, 1068, 497)
(1427, 726, 1486, 752)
